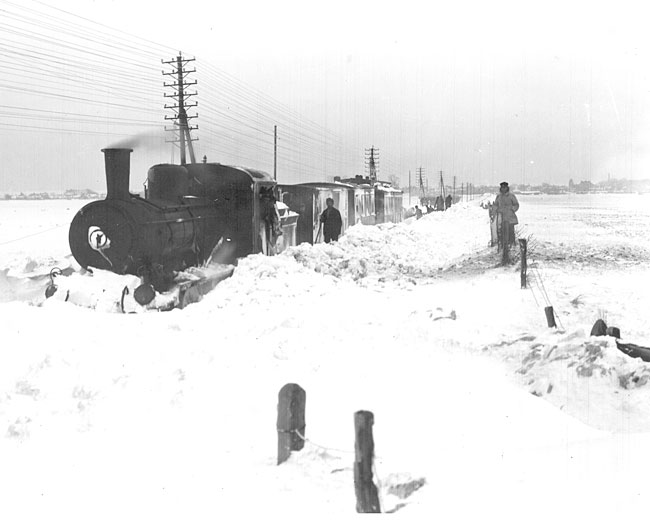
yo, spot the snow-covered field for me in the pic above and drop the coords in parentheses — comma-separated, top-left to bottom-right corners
(1, 193, 650, 518)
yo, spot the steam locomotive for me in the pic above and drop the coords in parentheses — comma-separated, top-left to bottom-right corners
(69, 148, 287, 291)
(69, 148, 403, 294)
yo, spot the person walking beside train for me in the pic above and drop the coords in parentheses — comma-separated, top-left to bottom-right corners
(494, 181, 519, 246)
(320, 197, 343, 243)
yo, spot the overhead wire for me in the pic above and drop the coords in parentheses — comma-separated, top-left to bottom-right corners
(0, 0, 379, 186)
(0, 121, 147, 137)
(202, 62, 348, 145)
(0, 42, 163, 86)
(0, 0, 175, 58)
(3, 60, 344, 177)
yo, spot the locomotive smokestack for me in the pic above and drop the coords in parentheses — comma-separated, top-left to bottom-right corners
(101, 148, 133, 200)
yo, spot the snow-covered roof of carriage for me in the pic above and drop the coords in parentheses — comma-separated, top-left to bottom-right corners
(292, 182, 354, 190)
(375, 183, 403, 193)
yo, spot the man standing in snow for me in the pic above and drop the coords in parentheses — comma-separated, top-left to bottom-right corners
(494, 181, 519, 247)
(320, 197, 343, 243)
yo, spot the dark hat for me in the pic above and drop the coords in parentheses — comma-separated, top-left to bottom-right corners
(500, 181, 509, 187)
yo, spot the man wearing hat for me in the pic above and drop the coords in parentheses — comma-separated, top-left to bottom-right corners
(494, 181, 519, 247)
(319, 197, 343, 243)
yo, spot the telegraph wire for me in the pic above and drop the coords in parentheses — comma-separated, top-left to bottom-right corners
(0, 83, 163, 114)
(0, 121, 153, 137)
(0, 104, 159, 122)
(0, 22, 158, 71)
(0, 0, 371, 185)
(202, 63, 347, 145)
(1, 27, 352, 169)
(0, 63, 162, 102)
(0, 0, 175, 58)
(0, 45, 163, 91)
(27, 0, 177, 54)
(0, 7, 167, 60)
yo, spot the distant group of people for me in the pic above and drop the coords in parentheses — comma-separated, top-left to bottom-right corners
(414, 194, 453, 220)
(315, 182, 520, 257)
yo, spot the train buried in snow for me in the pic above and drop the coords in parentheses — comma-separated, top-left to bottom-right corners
(68, 148, 403, 299)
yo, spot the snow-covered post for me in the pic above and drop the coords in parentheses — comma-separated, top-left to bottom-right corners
(354, 410, 381, 513)
(277, 383, 306, 465)
(519, 238, 528, 288)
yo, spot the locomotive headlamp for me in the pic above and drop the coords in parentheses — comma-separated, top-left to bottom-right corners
(88, 226, 110, 251)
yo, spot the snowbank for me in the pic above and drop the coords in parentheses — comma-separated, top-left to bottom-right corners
(2, 194, 650, 517)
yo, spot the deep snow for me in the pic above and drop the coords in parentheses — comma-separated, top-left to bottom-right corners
(1, 194, 650, 517)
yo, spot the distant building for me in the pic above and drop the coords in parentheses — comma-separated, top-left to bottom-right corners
(63, 189, 100, 199)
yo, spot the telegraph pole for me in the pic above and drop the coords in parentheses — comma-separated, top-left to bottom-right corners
(408, 169, 411, 206)
(365, 146, 379, 183)
(439, 170, 446, 199)
(416, 167, 426, 202)
(453, 176, 456, 201)
(274, 125, 277, 181)
(163, 53, 198, 165)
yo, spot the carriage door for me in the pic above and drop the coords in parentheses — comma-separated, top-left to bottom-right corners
(332, 190, 348, 234)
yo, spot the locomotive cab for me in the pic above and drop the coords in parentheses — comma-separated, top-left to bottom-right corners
(183, 162, 281, 259)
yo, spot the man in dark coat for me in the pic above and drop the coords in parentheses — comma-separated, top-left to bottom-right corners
(494, 181, 519, 246)
(320, 197, 343, 243)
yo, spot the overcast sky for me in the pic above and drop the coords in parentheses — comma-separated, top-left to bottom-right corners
(1, 0, 649, 192)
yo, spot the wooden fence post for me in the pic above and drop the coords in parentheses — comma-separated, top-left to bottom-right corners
(519, 238, 527, 288)
(501, 219, 510, 265)
(544, 306, 557, 328)
(277, 383, 306, 465)
(590, 319, 607, 336)
(354, 410, 381, 513)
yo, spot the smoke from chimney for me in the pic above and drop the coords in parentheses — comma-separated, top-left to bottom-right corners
(108, 129, 166, 150)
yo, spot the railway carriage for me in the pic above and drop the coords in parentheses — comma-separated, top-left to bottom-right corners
(375, 184, 404, 224)
(276, 182, 351, 245)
